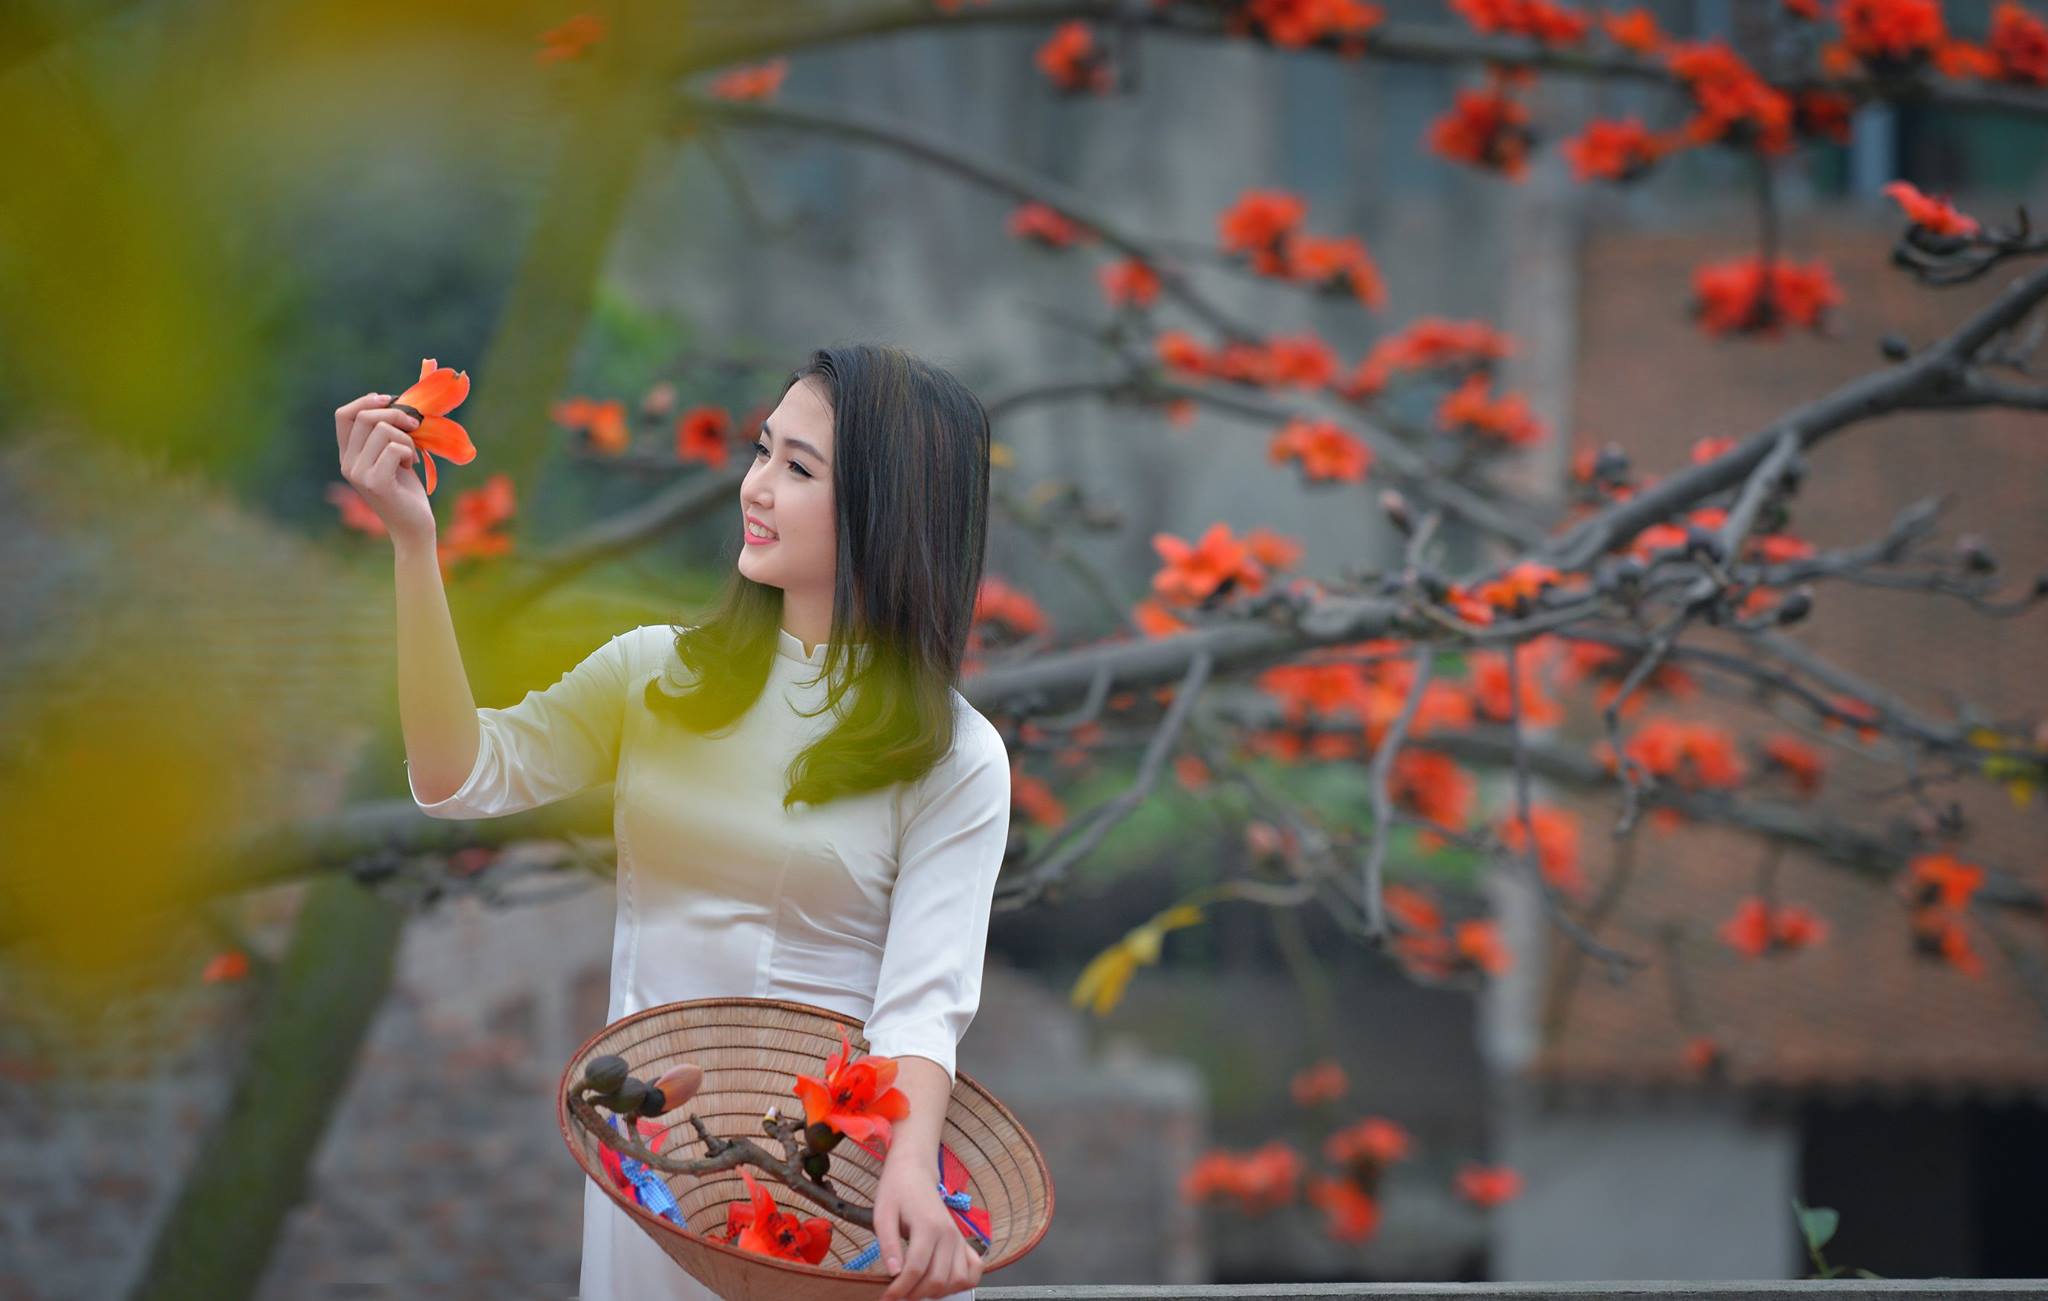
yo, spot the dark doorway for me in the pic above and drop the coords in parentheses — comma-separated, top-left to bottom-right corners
(1798, 1098, 2048, 1277)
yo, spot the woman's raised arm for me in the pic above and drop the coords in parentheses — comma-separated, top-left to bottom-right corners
(393, 527, 482, 808)
(333, 388, 483, 806)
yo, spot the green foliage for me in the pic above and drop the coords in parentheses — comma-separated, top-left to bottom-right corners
(1795, 1198, 1838, 1253)
(575, 286, 701, 400)
(1794, 1196, 1884, 1280)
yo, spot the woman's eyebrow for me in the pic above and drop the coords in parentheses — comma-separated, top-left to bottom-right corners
(762, 419, 829, 465)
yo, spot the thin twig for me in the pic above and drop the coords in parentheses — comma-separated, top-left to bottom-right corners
(1360, 644, 1434, 940)
(1506, 640, 1649, 977)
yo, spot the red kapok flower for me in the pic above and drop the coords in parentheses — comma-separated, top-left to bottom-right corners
(1036, 21, 1114, 93)
(437, 472, 518, 577)
(1602, 7, 1667, 53)
(1682, 1034, 1724, 1075)
(1718, 896, 1829, 957)
(1498, 804, 1584, 897)
(392, 358, 476, 495)
(1290, 1058, 1350, 1107)
(1244, 0, 1385, 48)
(1838, 0, 1948, 66)
(1456, 1162, 1524, 1207)
(1151, 522, 1268, 606)
(1903, 851, 1984, 911)
(1761, 734, 1825, 797)
(1436, 371, 1548, 447)
(1690, 254, 1842, 336)
(675, 406, 733, 468)
(1217, 188, 1309, 269)
(1990, 1, 2048, 84)
(1269, 417, 1372, 483)
(725, 1166, 834, 1264)
(1181, 1140, 1302, 1212)
(552, 396, 629, 455)
(326, 482, 387, 537)
(1007, 201, 1094, 249)
(1562, 117, 1679, 182)
(1883, 180, 1981, 238)
(709, 59, 788, 102)
(1100, 258, 1163, 309)
(1306, 1174, 1381, 1242)
(975, 575, 1051, 638)
(1454, 918, 1511, 975)
(1427, 86, 1535, 180)
(536, 13, 606, 64)
(792, 1028, 912, 1146)
(1323, 1115, 1411, 1167)
(1011, 766, 1068, 828)
(201, 950, 250, 983)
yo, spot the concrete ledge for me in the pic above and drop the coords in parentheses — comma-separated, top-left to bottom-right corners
(980, 1284, 2045, 1299)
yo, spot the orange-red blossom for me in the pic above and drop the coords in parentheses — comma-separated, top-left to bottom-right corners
(1181, 1140, 1301, 1212)
(1718, 896, 1829, 957)
(792, 1028, 911, 1146)
(391, 358, 476, 494)
(725, 1166, 834, 1264)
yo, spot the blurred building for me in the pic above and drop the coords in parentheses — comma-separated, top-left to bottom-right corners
(1488, 208, 2048, 1281)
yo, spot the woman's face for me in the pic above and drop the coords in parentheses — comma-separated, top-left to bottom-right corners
(737, 377, 837, 598)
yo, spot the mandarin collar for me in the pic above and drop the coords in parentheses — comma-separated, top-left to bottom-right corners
(775, 625, 871, 667)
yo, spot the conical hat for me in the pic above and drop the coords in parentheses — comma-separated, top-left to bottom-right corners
(557, 996, 1055, 1300)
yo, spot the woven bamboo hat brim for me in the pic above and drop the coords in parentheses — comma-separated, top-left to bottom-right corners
(557, 996, 1055, 1301)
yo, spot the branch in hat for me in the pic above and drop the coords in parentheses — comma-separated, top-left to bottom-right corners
(566, 1059, 992, 1256)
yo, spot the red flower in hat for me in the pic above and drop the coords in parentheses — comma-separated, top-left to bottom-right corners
(599, 1115, 667, 1195)
(938, 1143, 993, 1244)
(725, 1167, 834, 1264)
(792, 1029, 911, 1146)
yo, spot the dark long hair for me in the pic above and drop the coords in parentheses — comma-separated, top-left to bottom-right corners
(640, 343, 992, 810)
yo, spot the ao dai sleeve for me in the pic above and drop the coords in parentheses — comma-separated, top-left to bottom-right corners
(407, 627, 644, 820)
(861, 711, 1013, 1085)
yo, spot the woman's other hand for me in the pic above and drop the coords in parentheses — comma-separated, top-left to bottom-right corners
(872, 1155, 984, 1300)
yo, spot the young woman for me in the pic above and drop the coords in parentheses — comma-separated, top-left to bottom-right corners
(336, 342, 1009, 1301)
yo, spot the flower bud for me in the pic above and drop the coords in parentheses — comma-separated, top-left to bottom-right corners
(584, 1055, 630, 1095)
(1244, 820, 1286, 862)
(611, 1077, 650, 1116)
(647, 1064, 704, 1115)
(640, 380, 677, 417)
(1379, 488, 1413, 534)
(1956, 534, 1997, 574)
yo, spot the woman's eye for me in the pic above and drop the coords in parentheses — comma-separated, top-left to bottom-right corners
(752, 441, 810, 478)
